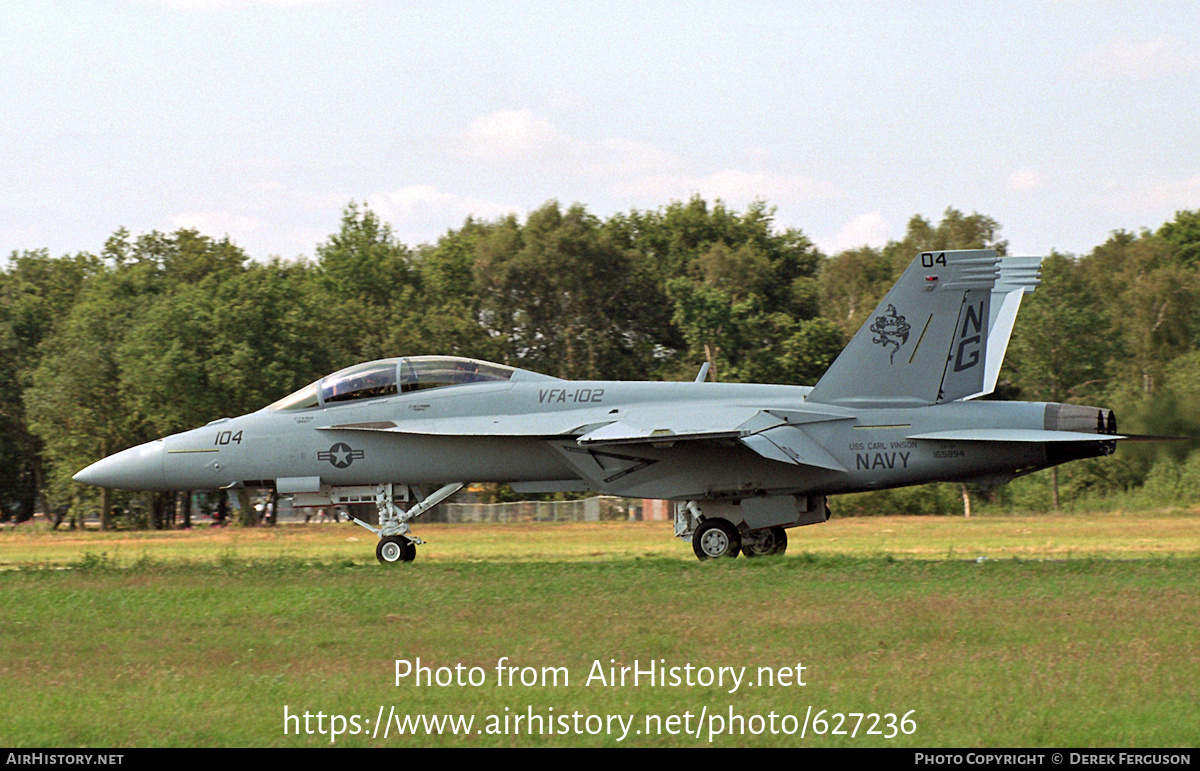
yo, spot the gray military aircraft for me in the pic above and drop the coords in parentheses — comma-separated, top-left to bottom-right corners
(75, 249, 1129, 563)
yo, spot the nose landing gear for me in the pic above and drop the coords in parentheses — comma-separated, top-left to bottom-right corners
(346, 482, 464, 564)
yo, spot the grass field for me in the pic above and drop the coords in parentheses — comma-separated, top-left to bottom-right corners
(1, 512, 1198, 747)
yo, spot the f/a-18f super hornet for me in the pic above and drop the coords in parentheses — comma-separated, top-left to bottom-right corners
(76, 249, 1130, 563)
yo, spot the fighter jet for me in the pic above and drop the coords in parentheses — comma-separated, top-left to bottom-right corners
(75, 249, 1128, 563)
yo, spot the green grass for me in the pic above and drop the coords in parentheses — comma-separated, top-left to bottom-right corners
(4, 509, 1200, 568)
(1, 517, 1198, 747)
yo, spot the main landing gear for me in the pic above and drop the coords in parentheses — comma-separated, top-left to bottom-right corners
(689, 521, 788, 560)
(741, 526, 788, 558)
(348, 482, 464, 565)
(676, 499, 796, 557)
(675, 496, 819, 561)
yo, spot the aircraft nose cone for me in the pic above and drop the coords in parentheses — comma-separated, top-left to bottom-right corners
(73, 441, 168, 491)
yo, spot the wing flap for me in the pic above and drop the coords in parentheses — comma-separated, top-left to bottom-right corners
(576, 423, 746, 446)
(574, 405, 852, 446)
(576, 407, 849, 471)
(741, 426, 846, 471)
(575, 406, 767, 446)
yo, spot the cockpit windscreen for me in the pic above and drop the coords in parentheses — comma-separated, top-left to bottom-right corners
(266, 356, 516, 410)
(322, 359, 399, 404)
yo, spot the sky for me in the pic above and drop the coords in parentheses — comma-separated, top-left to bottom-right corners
(2, 1, 1199, 263)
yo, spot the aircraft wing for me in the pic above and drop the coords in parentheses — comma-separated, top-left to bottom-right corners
(320, 408, 787, 443)
(323, 404, 852, 472)
(574, 406, 768, 445)
(576, 405, 850, 471)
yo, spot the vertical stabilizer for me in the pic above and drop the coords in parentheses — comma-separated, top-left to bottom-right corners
(964, 255, 1043, 400)
(807, 249, 1001, 407)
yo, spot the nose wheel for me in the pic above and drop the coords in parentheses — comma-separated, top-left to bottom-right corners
(348, 482, 465, 565)
(376, 535, 416, 564)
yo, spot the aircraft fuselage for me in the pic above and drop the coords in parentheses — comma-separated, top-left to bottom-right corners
(76, 378, 1090, 501)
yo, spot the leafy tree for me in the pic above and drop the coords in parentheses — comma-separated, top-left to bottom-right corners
(11, 197, 1200, 523)
(313, 203, 424, 364)
(779, 317, 846, 386)
(882, 208, 1007, 273)
(610, 197, 825, 381)
(316, 203, 414, 306)
(1158, 209, 1200, 266)
(1081, 231, 1196, 396)
(471, 202, 651, 379)
(25, 228, 259, 527)
(119, 259, 338, 437)
(818, 245, 893, 338)
(1006, 252, 1110, 403)
(409, 228, 508, 362)
(25, 263, 159, 527)
(0, 251, 99, 522)
(1005, 252, 1114, 508)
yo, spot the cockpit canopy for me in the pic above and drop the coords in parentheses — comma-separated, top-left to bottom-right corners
(266, 356, 517, 411)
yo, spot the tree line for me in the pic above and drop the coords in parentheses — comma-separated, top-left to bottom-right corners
(2, 199, 1198, 525)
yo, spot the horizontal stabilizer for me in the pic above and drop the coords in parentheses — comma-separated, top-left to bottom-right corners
(1091, 433, 1184, 442)
(909, 429, 1124, 443)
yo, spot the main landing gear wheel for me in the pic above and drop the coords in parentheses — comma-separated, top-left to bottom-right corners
(742, 526, 788, 558)
(693, 519, 741, 560)
(376, 535, 416, 564)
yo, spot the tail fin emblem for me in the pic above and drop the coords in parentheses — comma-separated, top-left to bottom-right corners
(869, 304, 911, 364)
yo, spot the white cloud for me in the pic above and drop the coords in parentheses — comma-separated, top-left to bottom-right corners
(1008, 168, 1043, 192)
(1103, 175, 1200, 215)
(591, 137, 685, 179)
(1071, 36, 1200, 80)
(454, 110, 829, 212)
(370, 185, 520, 243)
(816, 212, 889, 255)
(460, 110, 568, 161)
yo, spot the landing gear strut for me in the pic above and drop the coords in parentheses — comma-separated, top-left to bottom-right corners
(348, 482, 464, 565)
